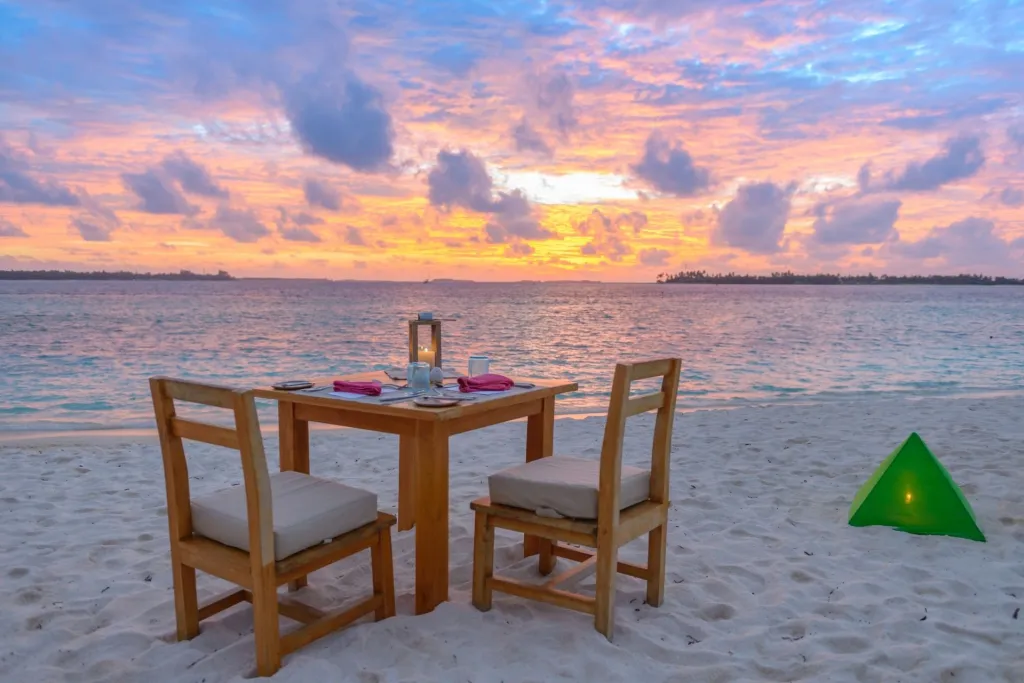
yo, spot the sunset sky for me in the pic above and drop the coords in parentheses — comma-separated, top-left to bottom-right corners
(1, 0, 1022, 281)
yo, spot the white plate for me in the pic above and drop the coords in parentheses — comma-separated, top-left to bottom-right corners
(413, 396, 460, 408)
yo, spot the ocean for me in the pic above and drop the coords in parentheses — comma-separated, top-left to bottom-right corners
(2, 280, 1024, 432)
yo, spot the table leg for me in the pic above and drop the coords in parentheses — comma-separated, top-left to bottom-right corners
(278, 400, 310, 591)
(414, 421, 450, 615)
(398, 429, 419, 531)
(524, 397, 555, 559)
(278, 401, 310, 475)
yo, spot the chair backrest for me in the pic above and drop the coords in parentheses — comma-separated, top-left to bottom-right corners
(597, 358, 682, 527)
(149, 377, 275, 566)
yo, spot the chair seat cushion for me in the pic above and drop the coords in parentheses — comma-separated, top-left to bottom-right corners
(488, 456, 650, 520)
(191, 471, 378, 561)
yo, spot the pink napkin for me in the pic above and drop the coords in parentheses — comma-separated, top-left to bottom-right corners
(332, 380, 382, 396)
(457, 373, 515, 393)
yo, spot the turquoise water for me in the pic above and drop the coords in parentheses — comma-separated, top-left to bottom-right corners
(2, 280, 1024, 431)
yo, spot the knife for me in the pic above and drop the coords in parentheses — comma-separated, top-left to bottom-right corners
(378, 390, 426, 404)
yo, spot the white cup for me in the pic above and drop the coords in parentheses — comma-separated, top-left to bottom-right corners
(407, 362, 431, 389)
(468, 355, 489, 377)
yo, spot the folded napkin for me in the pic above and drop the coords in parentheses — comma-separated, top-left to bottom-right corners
(332, 380, 382, 396)
(457, 373, 515, 393)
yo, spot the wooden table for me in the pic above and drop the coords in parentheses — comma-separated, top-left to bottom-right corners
(252, 372, 578, 615)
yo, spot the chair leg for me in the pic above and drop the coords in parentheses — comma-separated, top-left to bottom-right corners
(646, 523, 667, 607)
(593, 541, 617, 641)
(171, 559, 200, 640)
(538, 539, 557, 576)
(287, 576, 308, 592)
(252, 565, 281, 678)
(371, 528, 396, 620)
(472, 511, 494, 611)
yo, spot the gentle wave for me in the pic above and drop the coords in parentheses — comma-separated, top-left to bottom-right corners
(3, 280, 1024, 432)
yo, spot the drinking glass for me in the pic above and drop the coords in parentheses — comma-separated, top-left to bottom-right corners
(407, 362, 431, 389)
(468, 355, 490, 377)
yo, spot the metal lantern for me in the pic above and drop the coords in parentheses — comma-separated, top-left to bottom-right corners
(408, 317, 445, 369)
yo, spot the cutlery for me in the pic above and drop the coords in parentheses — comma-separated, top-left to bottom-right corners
(298, 385, 333, 394)
(378, 390, 426, 404)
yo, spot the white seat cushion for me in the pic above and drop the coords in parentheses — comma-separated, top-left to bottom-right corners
(191, 471, 378, 561)
(488, 456, 650, 520)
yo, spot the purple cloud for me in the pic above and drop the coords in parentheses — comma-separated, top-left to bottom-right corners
(812, 196, 902, 245)
(632, 132, 711, 196)
(275, 208, 323, 242)
(160, 151, 228, 198)
(714, 182, 794, 254)
(998, 187, 1023, 207)
(304, 178, 342, 211)
(344, 225, 366, 246)
(122, 170, 196, 215)
(0, 219, 28, 237)
(1008, 123, 1024, 151)
(880, 135, 985, 192)
(484, 222, 506, 244)
(880, 99, 1007, 131)
(69, 202, 120, 242)
(639, 248, 671, 266)
(511, 119, 552, 156)
(426, 44, 480, 77)
(209, 205, 270, 243)
(71, 216, 114, 242)
(580, 1, 721, 21)
(427, 149, 551, 241)
(615, 211, 648, 234)
(428, 150, 495, 212)
(0, 140, 80, 206)
(505, 240, 535, 257)
(535, 71, 577, 139)
(892, 217, 1016, 268)
(279, 225, 321, 242)
(577, 210, 633, 261)
(284, 73, 394, 172)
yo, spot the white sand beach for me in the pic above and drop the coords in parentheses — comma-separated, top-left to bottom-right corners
(2, 395, 1023, 683)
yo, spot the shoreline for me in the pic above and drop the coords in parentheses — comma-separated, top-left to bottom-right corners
(5, 387, 1024, 445)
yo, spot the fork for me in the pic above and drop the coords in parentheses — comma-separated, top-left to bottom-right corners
(297, 385, 332, 394)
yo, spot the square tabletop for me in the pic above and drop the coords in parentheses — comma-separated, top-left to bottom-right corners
(252, 370, 578, 422)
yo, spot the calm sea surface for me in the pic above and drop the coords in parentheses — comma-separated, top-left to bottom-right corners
(2, 280, 1024, 432)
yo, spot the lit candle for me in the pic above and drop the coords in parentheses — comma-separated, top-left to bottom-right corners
(418, 346, 435, 368)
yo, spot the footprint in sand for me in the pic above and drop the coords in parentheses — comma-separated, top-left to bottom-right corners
(25, 611, 62, 631)
(16, 588, 42, 605)
(789, 569, 819, 584)
(820, 634, 872, 654)
(913, 583, 946, 598)
(698, 603, 736, 621)
(768, 618, 807, 640)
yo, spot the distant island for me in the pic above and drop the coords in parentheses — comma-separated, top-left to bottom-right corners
(0, 269, 235, 281)
(657, 270, 1024, 286)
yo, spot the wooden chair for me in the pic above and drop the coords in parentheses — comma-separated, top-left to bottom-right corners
(150, 377, 396, 677)
(469, 358, 681, 640)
